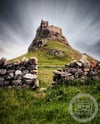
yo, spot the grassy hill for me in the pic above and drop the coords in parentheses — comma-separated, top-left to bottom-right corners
(1, 40, 99, 124)
(12, 40, 94, 85)
(11, 40, 82, 85)
(13, 40, 82, 66)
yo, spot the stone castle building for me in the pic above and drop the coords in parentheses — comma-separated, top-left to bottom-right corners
(36, 20, 62, 38)
(40, 20, 62, 33)
(28, 20, 70, 52)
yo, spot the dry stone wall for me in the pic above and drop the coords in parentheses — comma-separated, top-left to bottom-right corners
(52, 60, 100, 87)
(0, 57, 39, 89)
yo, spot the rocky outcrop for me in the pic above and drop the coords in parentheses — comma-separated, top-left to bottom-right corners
(49, 49, 65, 57)
(28, 20, 70, 52)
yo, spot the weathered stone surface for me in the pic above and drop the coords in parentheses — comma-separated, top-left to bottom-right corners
(15, 70, 22, 76)
(4, 81, 10, 86)
(0, 57, 39, 89)
(49, 49, 65, 57)
(23, 73, 37, 79)
(12, 80, 22, 86)
(0, 78, 5, 86)
(52, 55, 100, 87)
(0, 69, 7, 75)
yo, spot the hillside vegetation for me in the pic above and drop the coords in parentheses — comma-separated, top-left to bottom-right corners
(14, 40, 82, 66)
(0, 81, 100, 124)
(11, 40, 82, 84)
(1, 40, 98, 124)
(12, 40, 94, 84)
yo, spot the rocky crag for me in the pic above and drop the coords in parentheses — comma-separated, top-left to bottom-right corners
(28, 20, 70, 52)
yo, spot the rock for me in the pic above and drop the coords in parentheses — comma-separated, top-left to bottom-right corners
(66, 75, 74, 80)
(22, 70, 29, 75)
(22, 84, 29, 88)
(84, 68, 90, 72)
(6, 72, 14, 80)
(0, 57, 8, 67)
(23, 73, 37, 80)
(61, 72, 72, 77)
(23, 79, 33, 85)
(0, 78, 5, 86)
(30, 57, 38, 65)
(0, 69, 7, 75)
(31, 69, 38, 74)
(4, 81, 10, 86)
(76, 61, 83, 67)
(8, 86, 12, 89)
(70, 60, 78, 68)
(80, 54, 91, 68)
(15, 70, 22, 76)
(12, 80, 22, 86)
(53, 70, 63, 75)
(49, 49, 65, 57)
(34, 79, 39, 88)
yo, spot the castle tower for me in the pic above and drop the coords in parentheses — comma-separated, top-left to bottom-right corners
(41, 20, 48, 28)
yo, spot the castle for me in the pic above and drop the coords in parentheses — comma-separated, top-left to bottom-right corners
(28, 20, 70, 52)
(36, 20, 62, 38)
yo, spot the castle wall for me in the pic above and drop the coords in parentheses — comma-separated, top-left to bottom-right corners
(28, 20, 70, 52)
(40, 20, 62, 34)
(47, 26, 62, 34)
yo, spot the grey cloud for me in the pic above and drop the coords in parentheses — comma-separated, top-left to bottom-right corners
(0, 0, 100, 60)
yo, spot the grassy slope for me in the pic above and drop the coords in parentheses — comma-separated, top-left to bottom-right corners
(0, 82, 100, 124)
(12, 40, 82, 84)
(13, 40, 82, 66)
(1, 40, 99, 124)
(13, 40, 94, 85)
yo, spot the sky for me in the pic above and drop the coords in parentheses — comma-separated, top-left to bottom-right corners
(0, 0, 100, 60)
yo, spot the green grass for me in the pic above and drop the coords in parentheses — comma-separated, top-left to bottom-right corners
(3, 40, 98, 124)
(12, 40, 82, 66)
(39, 68, 54, 86)
(10, 40, 94, 85)
(0, 81, 100, 124)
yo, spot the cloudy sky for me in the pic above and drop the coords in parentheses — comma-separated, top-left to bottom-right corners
(0, 0, 100, 60)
